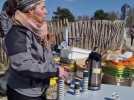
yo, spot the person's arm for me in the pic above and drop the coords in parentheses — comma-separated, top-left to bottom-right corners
(9, 51, 58, 79)
(5, 26, 57, 80)
(0, 12, 12, 36)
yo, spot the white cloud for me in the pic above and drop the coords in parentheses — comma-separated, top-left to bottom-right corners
(64, 0, 76, 2)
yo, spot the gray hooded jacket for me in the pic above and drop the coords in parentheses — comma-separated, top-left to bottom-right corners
(5, 25, 57, 97)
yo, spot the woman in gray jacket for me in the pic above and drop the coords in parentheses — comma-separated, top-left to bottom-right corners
(5, 0, 65, 100)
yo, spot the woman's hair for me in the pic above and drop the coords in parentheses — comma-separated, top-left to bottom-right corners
(6, 0, 18, 17)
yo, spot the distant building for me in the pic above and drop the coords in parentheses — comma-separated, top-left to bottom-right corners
(121, 3, 130, 20)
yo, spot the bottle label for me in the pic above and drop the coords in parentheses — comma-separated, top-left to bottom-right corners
(92, 68, 101, 74)
(75, 89, 80, 95)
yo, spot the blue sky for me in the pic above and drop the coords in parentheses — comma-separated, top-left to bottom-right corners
(0, 0, 134, 20)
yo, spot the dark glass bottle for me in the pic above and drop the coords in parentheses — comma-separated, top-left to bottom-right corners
(86, 48, 102, 91)
(74, 81, 80, 95)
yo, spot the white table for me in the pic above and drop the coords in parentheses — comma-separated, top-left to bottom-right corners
(64, 84, 134, 100)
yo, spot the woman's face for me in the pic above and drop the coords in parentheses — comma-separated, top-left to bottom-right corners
(32, 1, 47, 22)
